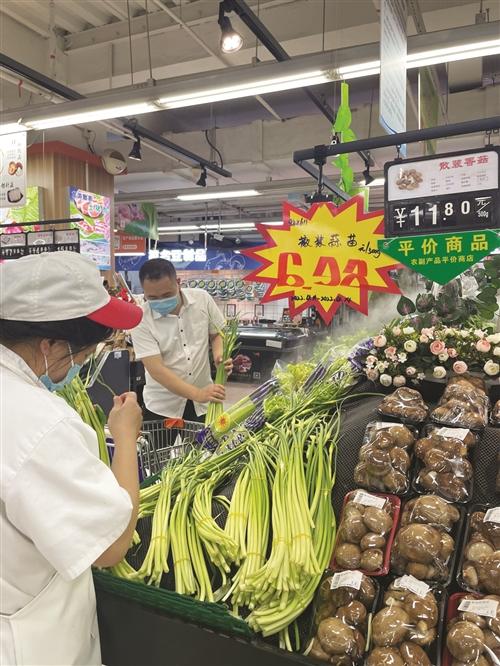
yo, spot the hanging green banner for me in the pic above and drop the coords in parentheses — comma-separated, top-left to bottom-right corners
(378, 229, 500, 284)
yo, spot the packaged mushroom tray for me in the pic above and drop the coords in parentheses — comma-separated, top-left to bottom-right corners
(391, 495, 464, 585)
(378, 388, 429, 426)
(365, 576, 446, 666)
(458, 505, 500, 595)
(443, 592, 500, 666)
(412, 425, 478, 503)
(306, 570, 379, 664)
(354, 421, 418, 495)
(330, 490, 401, 575)
(491, 400, 500, 426)
(431, 376, 490, 431)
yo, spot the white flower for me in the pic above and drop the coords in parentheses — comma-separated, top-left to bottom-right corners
(438, 352, 449, 362)
(377, 361, 389, 372)
(393, 375, 406, 387)
(417, 372, 426, 380)
(433, 366, 447, 379)
(474, 329, 485, 339)
(404, 340, 417, 353)
(379, 373, 393, 387)
(460, 330, 470, 339)
(443, 328, 454, 337)
(398, 352, 408, 363)
(494, 347, 500, 357)
(373, 335, 387, 348)
(487, 333, 500, 344)
(402, 326, 415, 335)
(484, 360, 500, 376)
(366, 368, 379, 381)
(406, 366, 417, 376)
(393, 327, 402, 336)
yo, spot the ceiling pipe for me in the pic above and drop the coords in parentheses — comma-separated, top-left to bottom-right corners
(0, 52, 232, 178)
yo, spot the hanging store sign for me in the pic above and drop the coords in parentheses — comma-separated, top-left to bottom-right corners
(69, 187, 111, 270)
(379, 229, 500, 284)
(243, 196, 401, 325)
(114, 232, 146, 255)
(116, 202, 158, 240)
(0, 225, 80, 260)
(379, 0, 407, 154)
(0, 131, 27, 209)
(384, 147, 500, 237)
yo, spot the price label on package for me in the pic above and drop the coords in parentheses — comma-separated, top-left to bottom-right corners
(436, 427, 470, 441)
(484, 507, 500, 524)
(458, 598, 499, 618)
(330, 570, 363, 590)
(393, 575, 430, 598)
(352, 490, 386, 509)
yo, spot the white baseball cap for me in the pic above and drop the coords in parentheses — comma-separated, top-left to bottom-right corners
(0, 251, 143, 329)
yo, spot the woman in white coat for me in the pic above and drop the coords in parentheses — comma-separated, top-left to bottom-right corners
(0, 251, 144, 666)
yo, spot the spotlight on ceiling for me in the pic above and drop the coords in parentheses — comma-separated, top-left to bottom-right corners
(362, 164, 374, 186)
(218, 1, 243, 54)
(196, 165, 208, 187)
(128, 134, 142, 161)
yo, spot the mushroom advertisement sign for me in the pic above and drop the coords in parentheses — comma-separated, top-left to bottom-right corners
(69, 186, 111, 270)
(0, 131, 26, 209)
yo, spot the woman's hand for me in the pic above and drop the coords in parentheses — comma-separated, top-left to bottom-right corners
(108, 392, 142, 442)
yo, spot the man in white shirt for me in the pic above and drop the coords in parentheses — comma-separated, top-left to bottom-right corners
(131, 258, 232, 421)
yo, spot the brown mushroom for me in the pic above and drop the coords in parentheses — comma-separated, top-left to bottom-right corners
(446, 620, 485, 662)
(409, 495, 460, 529)
(397, 524, 442, 564)
(335, 543, 362, 569)
(361, 533, 387, 550)
(309, 637, 330, 662)
(336, 600, 367, 627)
(366, 647, 405, 666)
(372, 606, 410, 647)
(361, 548, 384, 572)
(317, 617, 356, 655)
(400, 641, 431, 666)
(390, 447, 411, 473)
(363, 507, 393, 535)
(358, 576, 377, 607)
(339, 514, 368, 543)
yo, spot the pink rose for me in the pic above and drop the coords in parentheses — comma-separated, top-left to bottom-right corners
(453, 360, 468, 374)
(447, 348, 458, 358)
(366, 368, 379, 381)
(385, 346, 397, 358)
(420, 334, 429, 344)
(373, 335, 387, 348)
(476, 339, 491, 353)
(430, 340, 446, 355)
(421, 327, 434, 338)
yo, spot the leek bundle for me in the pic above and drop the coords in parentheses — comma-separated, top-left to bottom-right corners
(205, 318, 239, 426)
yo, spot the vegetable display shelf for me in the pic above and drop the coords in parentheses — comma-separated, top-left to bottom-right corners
(95, 383, 499, 666)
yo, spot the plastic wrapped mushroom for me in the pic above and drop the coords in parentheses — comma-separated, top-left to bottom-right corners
(414, 427, 477, 503)
(365, 580, 439, 666)
(354, 422, 416, 495)
(461, 509, 500, 595)
(492, 400, 500, 426)
(391, 495, 461, 582)
(431, 378, 489, 430)
(333, 491, 396, 575)
(378, 388, 429, 424)
(309, 572, 377, 664)
(446, 594, 500, 665)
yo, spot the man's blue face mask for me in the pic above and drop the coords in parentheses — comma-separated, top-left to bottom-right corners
(149, 294, 179, 316)
(40, 343, 82, 392)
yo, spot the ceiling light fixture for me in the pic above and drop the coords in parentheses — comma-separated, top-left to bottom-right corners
(128, 134, 142, 161)
(362, 164, 374, 186)
(0, 122, 29, 135)
(218, 1, 243, 54)
(196, 165, 208, 187)
(176, 189, 260, 201)
(360, 177, 385, 188)
(24, 102, 157, 131)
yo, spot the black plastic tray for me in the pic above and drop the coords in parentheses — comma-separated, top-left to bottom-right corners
(365, 578, 447, 666)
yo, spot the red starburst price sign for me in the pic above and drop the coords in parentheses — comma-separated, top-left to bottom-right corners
(243, 196, 401, 324)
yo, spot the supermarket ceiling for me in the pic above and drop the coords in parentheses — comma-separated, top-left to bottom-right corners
(1, 0, 499, 239)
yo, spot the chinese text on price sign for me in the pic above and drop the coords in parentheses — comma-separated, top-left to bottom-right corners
(384, 148, 499, 237)
(243, 197, 401, 324)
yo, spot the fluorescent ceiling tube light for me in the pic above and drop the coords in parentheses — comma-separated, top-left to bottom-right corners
(407, 38, 500, 68)
(158, 71, 329, 109)
(26, 102, 157, 130)
(0, 122, 29, 135)
(157, 225, 200, 232)
(114, 251, 145, 256)
(176, 189, 260, 201)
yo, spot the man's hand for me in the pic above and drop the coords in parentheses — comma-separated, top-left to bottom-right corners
(215, 355, 233, 376)
(195, 384, 226, 404)
(108, 392, 143, 442)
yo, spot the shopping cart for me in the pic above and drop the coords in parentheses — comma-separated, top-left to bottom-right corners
(138, 418, 204, 477)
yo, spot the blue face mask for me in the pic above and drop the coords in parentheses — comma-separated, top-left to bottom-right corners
(149, 294, 179, 316)
(40, 343, 82, 392)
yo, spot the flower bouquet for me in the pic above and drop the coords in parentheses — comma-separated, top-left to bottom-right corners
(356, 322, 500, 388)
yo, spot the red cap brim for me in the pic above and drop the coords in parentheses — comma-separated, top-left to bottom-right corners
(87, 296, 143, 329)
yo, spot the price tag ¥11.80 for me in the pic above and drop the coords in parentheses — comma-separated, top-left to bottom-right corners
(484, 507, 500, 524)
(393, 575, 430, 598)
(352, 490, 386, 510)
(458, 598, 499, 619)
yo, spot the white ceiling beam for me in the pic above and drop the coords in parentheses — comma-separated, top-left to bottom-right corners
(63, 0, 112, 28)
(101, 0, 129, 21)
(50, 8, 85, 35)
(63, 0, 294, 50)
(0, 5, 50, 38)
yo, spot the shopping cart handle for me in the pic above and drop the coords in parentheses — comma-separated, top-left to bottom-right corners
(164, 418, 185, 429)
